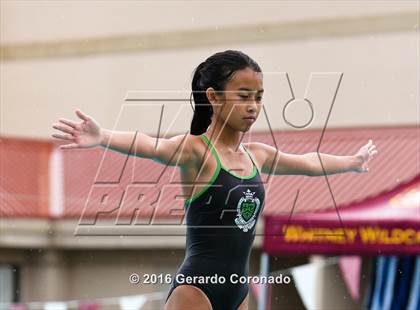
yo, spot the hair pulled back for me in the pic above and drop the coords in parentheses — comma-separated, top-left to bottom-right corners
(190, 50, 262, 135)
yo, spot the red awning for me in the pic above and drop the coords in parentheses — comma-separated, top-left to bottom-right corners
(263, 174, 420, 255)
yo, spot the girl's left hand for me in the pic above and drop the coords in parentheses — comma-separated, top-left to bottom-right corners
(353, 139, 378, 173)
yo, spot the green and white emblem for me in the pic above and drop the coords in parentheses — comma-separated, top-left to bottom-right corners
(235, 189, 260, 232)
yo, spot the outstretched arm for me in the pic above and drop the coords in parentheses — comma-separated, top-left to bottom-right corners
(51, 109, 195, 167)
(99, 129, 193, 166)
(247, 140, 378, 176)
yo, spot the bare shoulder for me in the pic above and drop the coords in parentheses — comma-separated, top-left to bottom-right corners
(168, 133, 205, 166)
(183, 133, 205, 151)
(167, 132, 201, 146)
(243, 141, 278, 154)
(242, 141, 269, 153)
(242, 141, 270, 169)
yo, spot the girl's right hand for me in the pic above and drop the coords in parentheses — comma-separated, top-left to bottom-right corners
(51, 109, 103, 149)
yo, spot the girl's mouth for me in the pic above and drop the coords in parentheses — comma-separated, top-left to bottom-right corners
(243, 117, 256, 123)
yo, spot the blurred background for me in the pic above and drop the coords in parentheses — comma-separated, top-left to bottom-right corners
(1, 1, 419, 309)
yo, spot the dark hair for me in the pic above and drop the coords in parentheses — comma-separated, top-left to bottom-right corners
(189, 50, 262, 135)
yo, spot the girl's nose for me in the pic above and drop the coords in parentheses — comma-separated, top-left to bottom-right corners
(247, 103, 257, 113)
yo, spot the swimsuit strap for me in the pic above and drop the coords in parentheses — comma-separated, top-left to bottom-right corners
(200, 133, 222, 167)
(241, 143, 258, 171)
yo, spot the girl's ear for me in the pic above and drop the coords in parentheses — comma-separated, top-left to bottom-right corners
(205, 87, 217, 104)
(207, 88, 227, 121)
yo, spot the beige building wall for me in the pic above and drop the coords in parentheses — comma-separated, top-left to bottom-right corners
(1, 247, 313, 309)
(0, 244, 368, 309)
(1, 2, 418, 139)
(1, 1, 418, 43)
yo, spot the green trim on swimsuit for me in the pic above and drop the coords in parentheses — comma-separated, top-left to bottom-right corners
(184, 133, 222, 206)
(203, 133, 257, 180)
(184, 133, 258, 206)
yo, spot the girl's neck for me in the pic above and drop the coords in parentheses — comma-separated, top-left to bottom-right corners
(206, 122, 242, 152)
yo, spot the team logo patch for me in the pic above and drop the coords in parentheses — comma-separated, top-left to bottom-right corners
(235, 189, 261, 232)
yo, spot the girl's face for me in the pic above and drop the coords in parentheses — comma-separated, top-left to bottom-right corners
(208, 67, 264, 132)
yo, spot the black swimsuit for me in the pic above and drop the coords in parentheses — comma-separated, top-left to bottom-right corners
(165, 133, 266, 310)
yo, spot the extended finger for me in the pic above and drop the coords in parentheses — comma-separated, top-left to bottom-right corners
(60, 143, 79, 149)
(363, 140, 372, 148)
(76, 109, 90, 121)
(368, 144, 376, 151)
(59, 118, 77, 129)
(52, 123, 74, 135)
(51, 133, 74, 140)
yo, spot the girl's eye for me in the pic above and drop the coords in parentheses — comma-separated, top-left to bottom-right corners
(238, 95, 263, 102)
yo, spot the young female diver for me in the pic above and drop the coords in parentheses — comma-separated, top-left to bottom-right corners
(51, 50, 378, 310)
